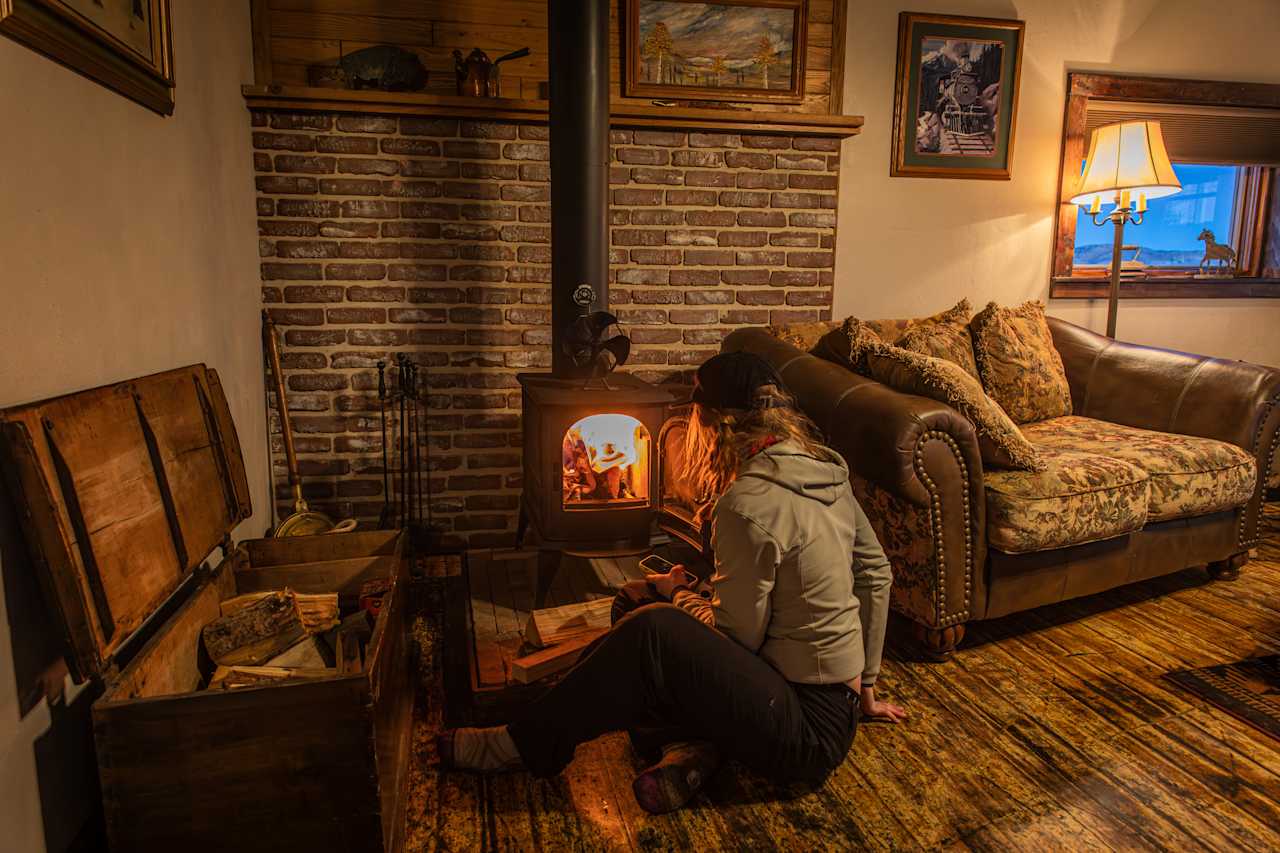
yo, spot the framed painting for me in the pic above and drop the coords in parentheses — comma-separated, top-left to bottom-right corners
(890, 12, 1023, 180)
(624, 0, 808, 105)
(0, 0, 174, 115)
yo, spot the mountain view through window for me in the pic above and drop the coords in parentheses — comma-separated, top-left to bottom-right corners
(1074, 163, 1240, 268)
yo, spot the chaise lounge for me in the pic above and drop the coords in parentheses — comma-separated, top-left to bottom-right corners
(725, 316, 1280, 658)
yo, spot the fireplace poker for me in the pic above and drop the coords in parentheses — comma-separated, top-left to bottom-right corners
(377, 360, 391, 529)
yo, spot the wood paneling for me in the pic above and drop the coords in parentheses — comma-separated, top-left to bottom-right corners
(259, 0, 847, 116)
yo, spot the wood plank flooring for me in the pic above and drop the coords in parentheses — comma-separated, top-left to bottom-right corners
(404, 505, 1280, 851)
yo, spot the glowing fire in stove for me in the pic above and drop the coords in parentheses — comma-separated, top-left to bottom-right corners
(562, 413, 650, 508)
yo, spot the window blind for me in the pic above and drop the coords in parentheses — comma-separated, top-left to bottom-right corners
(1085, 100, 1280, 166)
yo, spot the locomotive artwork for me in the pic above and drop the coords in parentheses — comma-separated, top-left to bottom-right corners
(914, 38, 1004, 157)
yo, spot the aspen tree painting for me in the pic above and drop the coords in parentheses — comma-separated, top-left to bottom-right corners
(625, 0, 808, 104)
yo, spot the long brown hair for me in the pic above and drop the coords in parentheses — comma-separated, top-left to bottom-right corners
(680, 383, 825, 505)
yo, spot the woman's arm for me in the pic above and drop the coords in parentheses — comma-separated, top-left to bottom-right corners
(851, 498, 892, 687)
(670, 506, 779, 652)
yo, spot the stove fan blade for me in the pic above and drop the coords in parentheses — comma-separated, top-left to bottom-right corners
(561, 311, 630, 377)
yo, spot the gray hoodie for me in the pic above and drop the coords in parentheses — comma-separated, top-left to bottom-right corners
(673, 440, 892, 686)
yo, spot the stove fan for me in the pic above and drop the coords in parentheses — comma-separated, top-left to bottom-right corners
(561, 310, 630, 378)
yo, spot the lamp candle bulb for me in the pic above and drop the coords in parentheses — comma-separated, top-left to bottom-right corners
(1088, 196, 1101, 215)
(1136, 193, 1147, 214)
(1119, 189, 1131, 211)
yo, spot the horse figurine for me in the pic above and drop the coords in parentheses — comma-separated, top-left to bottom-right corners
(1197, 229, 1237, 276)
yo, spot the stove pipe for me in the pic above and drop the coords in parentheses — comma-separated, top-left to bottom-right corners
(548, 0, 610, 378)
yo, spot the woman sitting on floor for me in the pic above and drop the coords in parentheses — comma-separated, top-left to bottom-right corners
(440, 351, 905, 813)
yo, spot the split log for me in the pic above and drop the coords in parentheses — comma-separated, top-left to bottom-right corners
(221, 589, 339, 634)
(208, 665, 332, 690)
(202, 591, 306, 666)
(336, 630, 364, 675)
(524, 597, 614, 648)
(509, 630, 604, 684)
(265, 636, 331, 669)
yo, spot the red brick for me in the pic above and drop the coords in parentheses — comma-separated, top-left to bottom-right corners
(499, 225, 549, 243)
(718, 191, 770, 208)
(688, 132, 740, 148)
(770, 232, 819, 247)
(336, 158, 399, 176)
(720, 309, 769, 324)
(401, 241, 454, 257)
(787, 290, 832, 306)
(444, 140, 501, 159)
(505, 307, 550, 324)
(735, 290, 785, 305)
(402, 202, 460, 220)
(631, 248, 682, 265)
(258, 198, 275, 216)
(721, 269, 771, 285)
(275, 154, 335, 174)
(685, 171, 736, 188)
(465, 203, 519, 221)
(503, 142, 549, 160)
(684, 249, 734, 266)
(717, 231, 767, 247)
(284, 285, 344, 302)
(502, 184, 548, 202)
(787, 251, 834, 268)
(793, 137, 840, 152)
(348, 329, 407, 347)
(381, 138, 441, 157)
(613, 188, 663, 205)
(340, 200, 398, 218)
(286, 330, 347, 346)
(278, 199, 341, 218)
(669, 308, 718, 325)
(409, 286, 465, 303)
(327, 307, 386, 324)
(268, 307, 325, 325)
(518, 163, 550, 181)
(315, 135, 378, 155)
(400, 117, 458, 136)
(257, 176, 316, 194)
(735, 250, 785, 266)
(467, 286, 520, 303)
(633, 130, 686, 146)
(738, 211, 787, 227)
(450, 265, 504, 282)
(329, 352, 384, 369)
(325, 263, 386, 280)
(320, 220, 379, 238)
(666, 189, 717, 206)
(685, 210, 737, 227)
(789, 212, 836, 228)
(633, 210, 686, 225)
(789, 173, 838, 190)
(461, 121, 518, 139)
(263, 262, 322, 280)
(282, 352, 327, 369)
(338, 242, 399, 259)
(389, 263, 447, 281)
(460, 244, 516, 261)
(413, 329, 467, 345)
(288, 372, 349, 392)
(462, 162, 519, 180)
(385, 180, 444, 198)
(770, 270, 818, 286)
(771, 192, 832, 209)
(402, 159, 459, 178)
(253, 132, 313, 151)
(319, 178, 381, 196)
(467, 329, 522, 346)
(271, 113, 331, 131)
(737, 173, 788, 190)
(276, 241, 338, 259)
(671, 269, 720, 286)
(618, 147, 669, 165)
(685, 290, 733, 305)
(777, 153, 827, 171)
(336, 116, 396, 133)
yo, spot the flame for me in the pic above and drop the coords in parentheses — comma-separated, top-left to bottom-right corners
(563, 413, 650, 506)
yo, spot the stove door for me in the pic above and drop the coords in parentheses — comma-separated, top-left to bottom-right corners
(655, 414, 710, 556)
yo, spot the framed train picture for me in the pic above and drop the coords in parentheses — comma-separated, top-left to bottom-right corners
(624, 0, 808, 105)
(890, 12, 1024, 180)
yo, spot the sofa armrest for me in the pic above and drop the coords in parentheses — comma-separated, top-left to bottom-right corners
(723, 328, 989, 626)
(1048, 316, 1280, 546)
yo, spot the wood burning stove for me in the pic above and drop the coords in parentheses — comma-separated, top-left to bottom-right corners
(517, 374, 673, 550)
(516, 0, 684, 554)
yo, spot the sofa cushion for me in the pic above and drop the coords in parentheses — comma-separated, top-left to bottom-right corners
(766, 320, 839, 352)
(1021, 416, 1256, 521)
(816, 316, 884, 372)
(865, 347, 1045, 472)
(971, 301, 1072, 424)
(893, 299, 980, 378)
(985, 448, 1150, 554)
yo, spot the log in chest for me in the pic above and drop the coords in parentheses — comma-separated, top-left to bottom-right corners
(0, 365, 413, 852)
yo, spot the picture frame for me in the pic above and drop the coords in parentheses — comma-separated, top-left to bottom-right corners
(624, 0, 808, 106)
(0, 0, 174, 115)
(890, 12, 1023, 180)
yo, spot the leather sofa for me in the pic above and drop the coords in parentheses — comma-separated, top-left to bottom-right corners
(723, 317, 1280, 658)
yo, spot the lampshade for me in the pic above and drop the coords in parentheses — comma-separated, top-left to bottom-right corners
(1069, 120, 1181, 207)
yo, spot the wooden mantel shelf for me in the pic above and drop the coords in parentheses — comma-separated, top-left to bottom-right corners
(242, 85, 863, 138)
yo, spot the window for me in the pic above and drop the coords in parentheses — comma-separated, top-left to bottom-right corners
(1051, 73, 1280, 298)
(1073, 163, 1244, 272)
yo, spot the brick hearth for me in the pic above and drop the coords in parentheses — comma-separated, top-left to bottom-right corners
(252, 110, 840, 546)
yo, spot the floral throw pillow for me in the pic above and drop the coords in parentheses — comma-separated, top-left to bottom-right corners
(970, 301, 1073, 425)
(893, 298, 980, 378)
(814, 316, 884, 373)
(865, 345, 1046, 472)
(766, 320, 839, 352)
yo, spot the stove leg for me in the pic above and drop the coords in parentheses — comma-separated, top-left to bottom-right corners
(533, 549, 561, 610)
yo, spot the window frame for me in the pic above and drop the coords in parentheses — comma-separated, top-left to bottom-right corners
(1051, 73, 1280, 299)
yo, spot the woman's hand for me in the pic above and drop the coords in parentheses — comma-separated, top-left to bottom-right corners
(860, 685, 907, 724)
(649, 564, 696, 600)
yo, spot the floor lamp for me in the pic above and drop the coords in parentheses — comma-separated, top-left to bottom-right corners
(1070, 121, 1182, 338)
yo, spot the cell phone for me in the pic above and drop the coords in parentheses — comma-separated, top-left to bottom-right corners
(639, 554, 676, 575)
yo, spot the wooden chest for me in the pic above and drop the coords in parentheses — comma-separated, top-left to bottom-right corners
(0, 365, 413, 853)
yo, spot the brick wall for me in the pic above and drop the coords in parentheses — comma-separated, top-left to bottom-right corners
(251, 109, 840, 546)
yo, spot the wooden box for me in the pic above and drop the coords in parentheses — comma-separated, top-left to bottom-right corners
(0, 365, 413, 853)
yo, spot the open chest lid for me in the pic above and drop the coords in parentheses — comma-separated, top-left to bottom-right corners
(0, 365, 252, 682)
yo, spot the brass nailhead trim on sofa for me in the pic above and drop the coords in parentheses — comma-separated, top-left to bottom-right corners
(1242, 394, 1280, 548)
(913, 430, 972, 628)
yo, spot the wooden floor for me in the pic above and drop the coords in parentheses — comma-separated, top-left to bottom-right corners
(403, 505, 1280, 851)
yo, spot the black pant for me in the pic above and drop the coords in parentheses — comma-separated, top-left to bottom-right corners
(506, 599, 859, 787)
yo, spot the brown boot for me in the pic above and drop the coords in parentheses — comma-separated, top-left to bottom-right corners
(632, 740, 720, 814)
(438, 726, 525, 773)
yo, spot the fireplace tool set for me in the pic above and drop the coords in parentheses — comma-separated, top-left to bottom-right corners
(377, 354, 432, 536)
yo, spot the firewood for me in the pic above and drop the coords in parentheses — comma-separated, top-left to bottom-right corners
(336, 629, 364, 675)
(221, 590, 339, 634)
(208, 665, 332, 690)
(509, 630, 604, 684)
(202, 591, 307, 666)
(265, 636, 331, 669)
(524, 598, 614, 648)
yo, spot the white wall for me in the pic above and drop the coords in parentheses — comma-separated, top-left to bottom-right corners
(0, 2, 265, 849)
(836, 0, 1280, 366)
